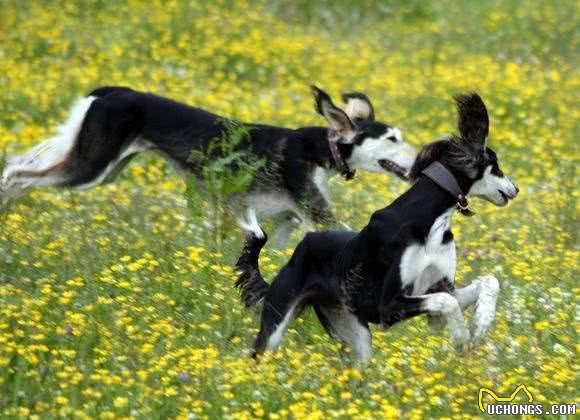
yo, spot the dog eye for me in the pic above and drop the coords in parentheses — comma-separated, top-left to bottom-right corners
(490, 163, 503, 177)
(387, 135, 398, 142)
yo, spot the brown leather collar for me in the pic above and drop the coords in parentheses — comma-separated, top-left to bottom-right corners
(327, 130, 355, 180)
(421, 161, 474, 216)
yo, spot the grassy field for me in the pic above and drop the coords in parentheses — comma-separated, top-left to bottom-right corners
(0, 0, 578, 418)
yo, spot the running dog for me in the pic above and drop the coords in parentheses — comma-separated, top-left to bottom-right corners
(0, 86, 415, 248)
(236, 92, 518, 361)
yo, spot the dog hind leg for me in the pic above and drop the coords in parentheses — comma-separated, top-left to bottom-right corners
(315, 305, 372, 364)
(100, 151, 139, 185)
(60, 97, 145, 188)
(1, 97, 97, 200)
(253, 298, 303, 358)
(1, 96, 145, 199)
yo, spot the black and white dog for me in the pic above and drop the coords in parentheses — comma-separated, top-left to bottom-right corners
(236, 93, 518, 361)
(0, 86, 415, 247)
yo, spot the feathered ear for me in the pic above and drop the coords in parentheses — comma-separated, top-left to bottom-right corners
(409, 140, 447, 181)
(311, 85, 356, 143)
(454, 92, 489, 150)
(341, 92, 375, 122)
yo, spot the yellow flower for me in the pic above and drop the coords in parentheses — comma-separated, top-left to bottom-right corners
(113, 397, 129, 409)
(340, 392, 352, 400)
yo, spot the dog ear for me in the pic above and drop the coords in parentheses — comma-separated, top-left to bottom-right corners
(454, 92, 489, 150)
(409, 140, 447, 181)
(341, 92, 375, 122)
(311, 85, 356, 143)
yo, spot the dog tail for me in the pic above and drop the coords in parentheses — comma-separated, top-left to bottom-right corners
(235, 209, 269, 308)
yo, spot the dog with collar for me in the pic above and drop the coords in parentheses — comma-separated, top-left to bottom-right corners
(0, 86, 415, 248)
(236, 92, 518, 361)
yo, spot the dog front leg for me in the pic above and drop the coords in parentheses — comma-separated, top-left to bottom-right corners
(381, 293, 470, 351)
(271, 215, 302, 250)
(289, 175, 336, 227)
(308, 204, 336, 227)
(454, 275, 500, 344)
(425, 278, 455, 331)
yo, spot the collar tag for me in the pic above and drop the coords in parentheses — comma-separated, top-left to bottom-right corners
(456, 195, 474, 216)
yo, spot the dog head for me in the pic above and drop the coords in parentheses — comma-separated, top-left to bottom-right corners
(410, 93, 518, 207)
(311, 86, 416, 180)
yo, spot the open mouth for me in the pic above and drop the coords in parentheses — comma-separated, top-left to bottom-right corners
(497, 190, 509, 206)
(378, 159, 409, 180)
(329, 141, 354, 179)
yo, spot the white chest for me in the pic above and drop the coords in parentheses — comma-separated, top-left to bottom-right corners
(399, 209, 457, 295)
(312, 166, 331, 204)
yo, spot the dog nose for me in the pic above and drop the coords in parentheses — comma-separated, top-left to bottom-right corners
(508, 176, 519, 197)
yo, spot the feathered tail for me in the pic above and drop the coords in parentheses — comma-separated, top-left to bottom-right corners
(235, 209, 269, 307)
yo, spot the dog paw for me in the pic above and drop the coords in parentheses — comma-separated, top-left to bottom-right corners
(451, 327, 471, 353)
(427, 315, 446, 331)
(470, 323, 491, 346)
